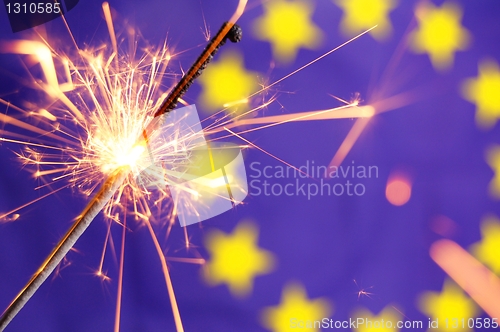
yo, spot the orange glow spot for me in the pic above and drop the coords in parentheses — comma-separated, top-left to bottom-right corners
(430, 215, 457, 237)
(385, 173, 412, 206)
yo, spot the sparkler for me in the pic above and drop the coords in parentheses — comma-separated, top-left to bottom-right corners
(0, 0, 379, 329)
(0, 1, 246, 330)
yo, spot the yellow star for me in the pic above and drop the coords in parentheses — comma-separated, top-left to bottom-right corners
(261, 282, 332, 332)
(486, 145, 500, 198)
(470, 215, 500, 275)
(418, 280, 479, 332)
(462, 60, 500, 129)
(334, 0, 398, 41)
(351, 306, 401, 332)
(410, 2, 470, 71)
(197, 50, 258, 113)
(202, 221, 275, 297)
(253, 0, 323, 64)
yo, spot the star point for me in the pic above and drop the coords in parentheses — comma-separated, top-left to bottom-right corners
(470, 215, 500, 275)
(418, 279, 479, 332)
(261, 282, 332, 332)
(351, 305, 402, 332)
(334, 0, 398, 41)
(202, 221, 275, 297)
(197, 50, 258, 113)
(253, 0, 323, 64)
(462, 59, 500, 129)
(410, 2, 470, 71)
(486, 145, 500, 199)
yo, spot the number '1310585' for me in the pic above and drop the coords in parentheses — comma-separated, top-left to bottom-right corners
(6, 2, 61, 14)
(445, 318, 498, 329)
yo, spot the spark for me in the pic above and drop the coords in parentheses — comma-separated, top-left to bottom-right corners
(222, 104, 374, 134)
(166, 256, 206, 265)
(353, 279, 374, 300)
(246, 25, 378, 100)
(114, 196, 127, 332)
(224, 126, 310, 177)
(0, 213, 20, 223)
(145, 217, 184, 332)
(327, 117, 371, 169)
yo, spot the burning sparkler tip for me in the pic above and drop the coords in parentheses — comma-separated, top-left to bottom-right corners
(228, 24, 243, 43)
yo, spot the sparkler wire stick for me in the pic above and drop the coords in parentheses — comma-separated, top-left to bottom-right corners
(154, 20, 242, 116)
(0, 2, 246, 328)
(0, 168, 129, 331)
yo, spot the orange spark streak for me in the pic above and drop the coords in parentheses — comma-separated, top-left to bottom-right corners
(207, 96, 276, 130)
(0, 138, 72, 152)
(0, 185, 69, 220)
(222, 104, 374, 134)
(371, 93, 416, 115)
(0, 41, 58, 88)
(246, 26, 377, 100)
(0, 113, 73, 145)
(183, 227, 190, 249)
(145, 219, 184, 332)
(97, 220, 113, 279)
(224, 127, 310, 177)
(430, 239, 500, 319)
(166, 257, 206, 265)
(327, 117, 371, 170)
(229, 0, 248, 24)
(0, 41, 85, 122)
(0, 98, 26, 113)
(32, 168, 70, 177)
(102, 2, 118, 56)
(202, 26, 376, 125)
(114, 206, 127, 332)
(37, 109, 57, 121)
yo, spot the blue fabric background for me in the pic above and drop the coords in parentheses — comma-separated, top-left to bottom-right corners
(0, 0, 499, 331)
